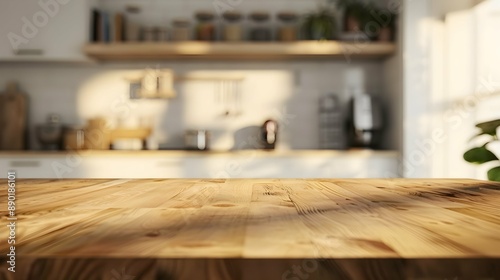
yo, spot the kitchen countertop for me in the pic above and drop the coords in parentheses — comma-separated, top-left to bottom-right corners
(0, 149, 398, 158)
(1, 178, 499, 279)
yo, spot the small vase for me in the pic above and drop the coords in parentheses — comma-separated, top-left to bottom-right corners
(378, 27, 392, 42)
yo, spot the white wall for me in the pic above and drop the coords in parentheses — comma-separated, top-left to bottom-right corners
(0, 61, 386, 151)
(0, 0, 398, 152)
(382, 0, 403, 159)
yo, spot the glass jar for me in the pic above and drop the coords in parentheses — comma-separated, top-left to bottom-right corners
(142, 27, 156, 41)
(195, 11, 216, 41)
(223, 11, 243, 42)
(249, 12, 272, 41)
(171, 18, 191, 41)
(157, 27, 169, 41)
(125, 5, 141, 42)
(64, 126, 86, 151)
(277, 12, 298, 41)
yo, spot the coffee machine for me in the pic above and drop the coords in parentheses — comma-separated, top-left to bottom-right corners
(346, 93, 383, 149)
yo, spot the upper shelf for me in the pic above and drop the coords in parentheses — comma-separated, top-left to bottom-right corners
(83, 41, 396, 61)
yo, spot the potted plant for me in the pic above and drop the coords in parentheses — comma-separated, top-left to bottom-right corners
(463, 119, 500, 181)
(341, 1, 370, 32)
(376, 13, 397, 41)
(371, 6, 397, 42)
(302, 6, 337, 40)
(334, 0, 397, 41)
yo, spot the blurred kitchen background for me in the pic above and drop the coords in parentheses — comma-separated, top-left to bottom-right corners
(1, 0, 499, 180)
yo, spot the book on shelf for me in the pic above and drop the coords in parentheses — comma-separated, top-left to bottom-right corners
(114, 13, 124, 42)
(90, 9, 125, 43)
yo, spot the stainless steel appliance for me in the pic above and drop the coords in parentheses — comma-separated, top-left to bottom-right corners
(184, 130, 209, 151)
(35, 114, 64, 150)
(319, 94, 345, 149)
(261, 119, 278, 150)
(347, 94, 383, 148)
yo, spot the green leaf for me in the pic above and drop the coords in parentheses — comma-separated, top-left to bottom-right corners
(487, 166, 500, 182)
(476, 119, 500, 136)
(303, 9, 336, 40)
(463, 147, 499, 164)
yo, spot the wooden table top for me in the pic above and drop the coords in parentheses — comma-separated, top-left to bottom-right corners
(2, 178, 500, 259)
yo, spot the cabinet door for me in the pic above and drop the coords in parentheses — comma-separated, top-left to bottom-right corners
(0, 156, 187, 179)
(66, 158, 185, 179)
(0, 0, 90, 61)
(152, 158, 186, 178)
(200, 156, 296, 179)
(292, 156, 399, 178)
(2, 158, 59, 178)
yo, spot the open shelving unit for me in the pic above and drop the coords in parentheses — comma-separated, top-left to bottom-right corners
(84, 41, 396, 61)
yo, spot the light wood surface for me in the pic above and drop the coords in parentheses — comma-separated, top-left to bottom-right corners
(110, 128, 152, 141)
(0, 149, 399, 158)
(84, 41, 396, 61)
(1, 179, 499, 279)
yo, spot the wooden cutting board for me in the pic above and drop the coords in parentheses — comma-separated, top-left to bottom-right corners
(0, 82, 28, 150)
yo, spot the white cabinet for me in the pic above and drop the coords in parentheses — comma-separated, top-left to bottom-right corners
(0, 151, 399, 179)
(292, 156, 399, 178)
(54, 157, 186, 179)
(185, 153, 399, 179)
(1, 157, 69, 178)
(196, 156, 296, 179)
(1, 156, 186, 179)
(0, 0, 91, 62)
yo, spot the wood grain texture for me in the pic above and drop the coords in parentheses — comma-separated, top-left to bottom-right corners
(1, 179, 500, 280)
(0, 149, 399, 158)
(83, 41, 396, 61)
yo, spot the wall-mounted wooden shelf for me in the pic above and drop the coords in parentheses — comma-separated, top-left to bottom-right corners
(83, 41, 396, 61)
(0, 149, 399, 158)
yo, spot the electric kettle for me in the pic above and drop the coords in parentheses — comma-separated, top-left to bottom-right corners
(261, 119, 278, 150)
